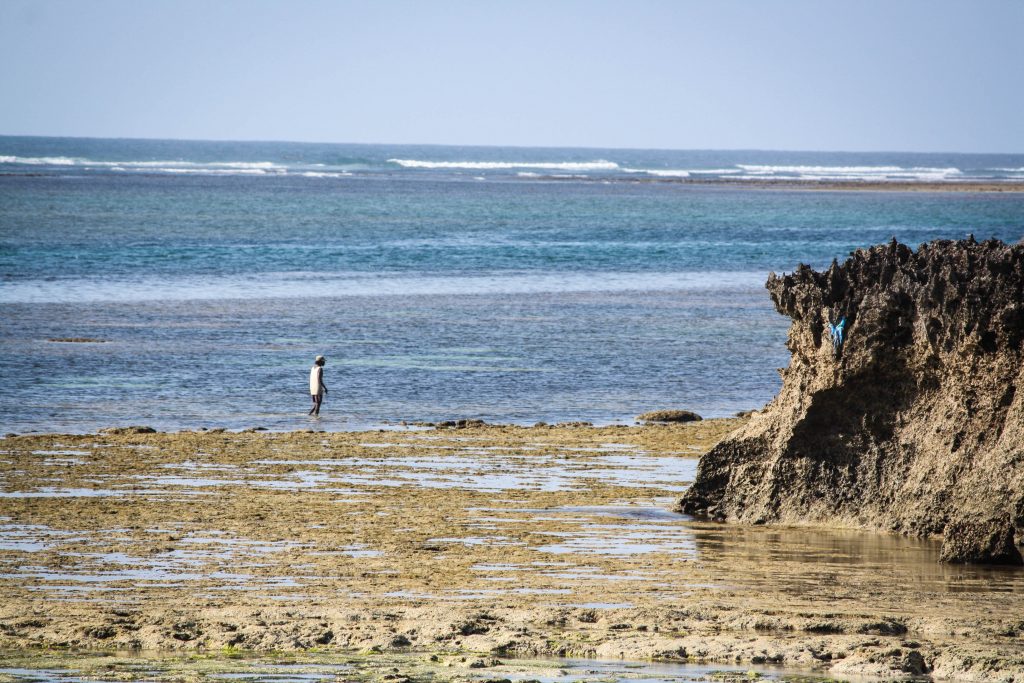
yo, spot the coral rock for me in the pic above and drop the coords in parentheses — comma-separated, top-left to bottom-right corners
(680, 238, 1024, 565)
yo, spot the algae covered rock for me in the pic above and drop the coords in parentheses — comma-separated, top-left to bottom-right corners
(680, 237, 1024, 565)
(637, 409, 703, 423)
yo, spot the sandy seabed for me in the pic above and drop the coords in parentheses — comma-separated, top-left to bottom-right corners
(1, 421, 1023, 682)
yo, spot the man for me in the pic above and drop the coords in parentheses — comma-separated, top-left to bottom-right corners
(309, 355, 328, 416)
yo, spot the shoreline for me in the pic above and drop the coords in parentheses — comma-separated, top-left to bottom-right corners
(0, 416, 735, 438)
(0, 420, 657, 438)
(2, 422, 1023, 680)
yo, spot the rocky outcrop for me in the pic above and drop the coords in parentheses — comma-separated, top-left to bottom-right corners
(637, 410, 702, 423)
(680, 237, 1024, 564)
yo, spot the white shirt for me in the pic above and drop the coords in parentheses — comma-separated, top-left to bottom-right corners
(310, 365, 323, 396)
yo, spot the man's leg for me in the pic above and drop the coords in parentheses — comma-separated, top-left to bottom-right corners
(309, 395, 318, 415)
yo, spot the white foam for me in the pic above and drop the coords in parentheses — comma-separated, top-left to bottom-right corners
(300, 171, 352, 178)
(0, 155, 287, 172)
(0, 271, 765, 304)
(388, 158, 619, 171)
(687, 168, 743, 175)
(623, 168, 691, 178)
(110, 160, 282, 170)
(0, 155, 79, 165)
(738, 164, 904, 174)
(734, 164, 963, 181)
(150, 167, 273, 176)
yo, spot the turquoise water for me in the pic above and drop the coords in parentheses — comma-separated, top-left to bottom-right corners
(2, 137, 1023, 432)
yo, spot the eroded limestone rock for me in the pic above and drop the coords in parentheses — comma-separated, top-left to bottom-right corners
(680, 237, 1024, 565)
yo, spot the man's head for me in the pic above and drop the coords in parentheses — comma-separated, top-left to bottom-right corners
(315, 355, 325, 366)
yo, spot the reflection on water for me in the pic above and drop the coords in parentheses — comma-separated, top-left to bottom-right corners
(0, 524, 319, 597)
(0, 653, 854, 683)
(476, 504, 1024, 594)
(248, 449, 696, 493)
(688, 521, 1024, 594)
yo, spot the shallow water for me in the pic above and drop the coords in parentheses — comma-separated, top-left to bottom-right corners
(0, 652, 860, 683)
(246, 449, 697, 493)
(4, 139, 1024, 433)
(462, 500, 1024, 595)
(3, 437, 1022, 599)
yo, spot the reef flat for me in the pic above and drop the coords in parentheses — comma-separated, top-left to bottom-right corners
(1, 422, 1023, 680)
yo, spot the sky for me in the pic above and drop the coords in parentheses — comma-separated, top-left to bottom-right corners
(1, 0, 1022, 153)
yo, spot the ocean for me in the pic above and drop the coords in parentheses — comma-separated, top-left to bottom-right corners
(2, 136, 1023, 433)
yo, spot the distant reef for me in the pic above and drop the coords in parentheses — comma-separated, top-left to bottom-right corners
(680, 237, 1024, 564)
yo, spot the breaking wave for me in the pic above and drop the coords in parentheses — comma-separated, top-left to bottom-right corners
(623, 168, 691, 178)
(300, 171, 353, 178)
(0, 155, 79, 165)
(3, 151, 1018, 183)
(148, 167, 281, 176)
(736, 164, 963, 181)
(0, 155, 288, 173)
(388, 158, 620, 171)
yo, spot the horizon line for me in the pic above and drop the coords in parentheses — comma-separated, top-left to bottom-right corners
(0, 132, 1020, 158)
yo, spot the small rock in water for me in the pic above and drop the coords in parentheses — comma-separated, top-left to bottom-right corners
(637, 409, 702, 423)
(98, 426, 157, 434)
(436, 419, 487, 429)
(939, 515, 1023, 565)
(47, 337, 107, 343)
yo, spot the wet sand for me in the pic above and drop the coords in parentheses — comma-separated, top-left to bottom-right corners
(1, 422, 1023, 681)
